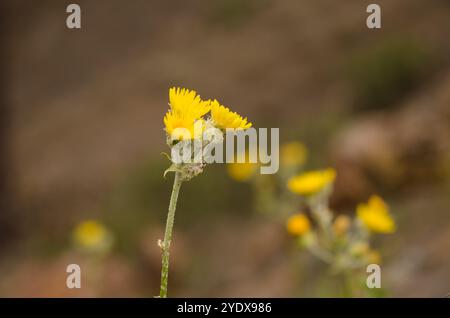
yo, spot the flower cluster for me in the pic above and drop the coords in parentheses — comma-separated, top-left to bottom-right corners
(164, 87, 252, 181)
(227, 140, 396, 296)
(286, 164, 396, 273)
(164, 88, 251, 141)
(285, 174, 396, 268)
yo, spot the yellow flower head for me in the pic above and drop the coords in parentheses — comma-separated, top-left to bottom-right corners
(169, 87, 210, 119)
(287, 168, 336, 196)
(73, 220, 112, 253)
(280, 142, 308, 167)
(367, 249, 382, 264)
(164, 87, 210, 141)
(286, 213, 311, 236)
(164, 111, 204, 141)
(227, 150, 258, 182)
(333, 214, 351, 236)
(210, 100, 252, 130)
(357, 195, 396, 233)
(227, 162, 258, 182)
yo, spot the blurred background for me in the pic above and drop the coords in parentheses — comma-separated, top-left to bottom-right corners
(0, 0, 449, 297)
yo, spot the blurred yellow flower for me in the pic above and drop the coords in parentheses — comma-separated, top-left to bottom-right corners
(227, 162, 258, 182)
(367, 249, 382, 264)
(287, 168, 336, 196)
(286, 213, 311, 236)
(73, 220, 112, 253)
(333, 215, 351, 236)
(210, 100, 252, 130)
(280, 141, 307, 167)
(357, 195, 396, 234)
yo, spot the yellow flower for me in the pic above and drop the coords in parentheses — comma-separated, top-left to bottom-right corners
(73, 220, 112, 253)
(227, 150, 258, 182)
(286, 213, 311, 236)
(169, 87, 210, 119)
(357, 195, 396, 233)
(164, 112, 204, 141)
(333, 215, 351, 236)
(287, 168, 336, 196)
(164, 87, 210, 141)
(210, 100, 252, 130)
(367, 249, 382, 264)
(227, 162, 258, 182)
(280, 142, 307, 167)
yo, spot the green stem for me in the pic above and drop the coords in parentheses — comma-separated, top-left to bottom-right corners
(159, 171, 183, 298)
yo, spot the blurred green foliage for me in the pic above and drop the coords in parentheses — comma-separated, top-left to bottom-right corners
(348, 37, 432, 111)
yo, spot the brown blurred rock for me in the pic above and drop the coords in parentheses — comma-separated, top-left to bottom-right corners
(331, 73, 450, 205)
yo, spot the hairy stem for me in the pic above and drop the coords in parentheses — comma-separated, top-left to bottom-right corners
(159, 171, 183, 298)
